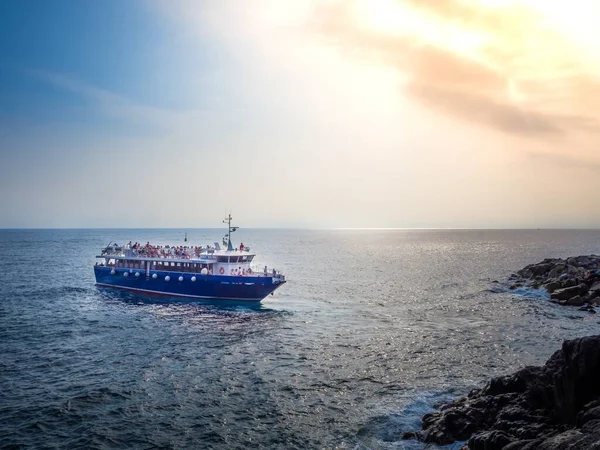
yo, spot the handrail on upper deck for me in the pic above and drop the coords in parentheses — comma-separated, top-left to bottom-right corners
(101, 246, 253, 259)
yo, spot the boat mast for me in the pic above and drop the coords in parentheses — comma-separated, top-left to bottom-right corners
(223, 213, 234, 251)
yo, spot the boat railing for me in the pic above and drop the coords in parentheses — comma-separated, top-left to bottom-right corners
(249, 266, 285, 278)
(100, 248, 219, 260)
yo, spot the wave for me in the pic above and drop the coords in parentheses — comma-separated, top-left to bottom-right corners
(486, 282, 550, 300)
(356, 389, 466, 449)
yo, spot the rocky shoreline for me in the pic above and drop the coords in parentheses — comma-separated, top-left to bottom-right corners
(507, 255, 600, 309)
(400, 256, 600, 449)
(403, 334, 600, 449)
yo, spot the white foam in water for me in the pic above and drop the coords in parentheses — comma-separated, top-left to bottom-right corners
(509, 287, 551, 300)
(356, 390, 466, 449)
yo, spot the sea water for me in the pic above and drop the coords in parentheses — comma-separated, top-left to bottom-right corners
(1, 229, 600, 449)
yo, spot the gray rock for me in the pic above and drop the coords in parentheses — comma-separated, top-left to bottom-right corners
(550, 299, 567, 305)
(543, 280, 562, 293)
(549, 264, 567, 279)
(567, 257, 578, 266)
(536, 428, 600, 449)
(551, 285, 585, 301)
(503, 440, 543, 450)
(577, 403, 600, 426)
(553, 335, 600, 424)
(468, 430, 513, 450)
(566, 295, 584, 306)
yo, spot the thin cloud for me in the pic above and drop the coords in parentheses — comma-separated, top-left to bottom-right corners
(27, 69, 200, 132)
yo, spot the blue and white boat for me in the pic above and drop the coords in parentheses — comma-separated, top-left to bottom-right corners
(94, 215, 286, 302)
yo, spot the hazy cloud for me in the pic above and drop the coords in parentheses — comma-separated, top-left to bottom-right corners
(409, 82, 564, 135)
(309, 0, 600, 138)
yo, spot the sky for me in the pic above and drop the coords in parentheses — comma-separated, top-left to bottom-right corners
(0, 0, 599, 228)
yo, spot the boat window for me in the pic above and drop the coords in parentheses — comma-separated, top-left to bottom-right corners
(242, 256, 247, 262)
(248, 255, 254, 262)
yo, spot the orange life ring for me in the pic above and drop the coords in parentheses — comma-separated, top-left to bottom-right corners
(219, 267, 225, 274)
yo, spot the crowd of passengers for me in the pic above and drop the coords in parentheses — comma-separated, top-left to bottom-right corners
(103, 241, 247, 259)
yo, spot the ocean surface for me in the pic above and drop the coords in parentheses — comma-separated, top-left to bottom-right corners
(2, 229, 600, 449)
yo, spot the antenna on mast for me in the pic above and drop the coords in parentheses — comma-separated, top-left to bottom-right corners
(223, 213, 238, 251)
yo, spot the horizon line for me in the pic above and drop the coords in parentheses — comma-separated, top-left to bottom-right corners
(1, 227, 600, 231)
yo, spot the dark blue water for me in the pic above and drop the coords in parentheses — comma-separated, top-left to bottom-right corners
(2, 229, 600, 449)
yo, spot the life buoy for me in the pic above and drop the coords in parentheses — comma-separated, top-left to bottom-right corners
(219, 267, 225, 274)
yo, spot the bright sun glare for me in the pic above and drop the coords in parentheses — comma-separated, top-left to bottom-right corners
(354, 0, 600, 72)
(354, 0, 488, 54)
(524, 0, 600, 61)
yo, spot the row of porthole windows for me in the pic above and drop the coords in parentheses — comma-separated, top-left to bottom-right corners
(110, 269, 199, 282)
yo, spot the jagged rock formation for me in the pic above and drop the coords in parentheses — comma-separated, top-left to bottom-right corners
(508, 255, 600, 309)
(405, 335, 600, 449)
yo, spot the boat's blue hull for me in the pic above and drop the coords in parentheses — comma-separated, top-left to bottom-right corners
(94, 267, 285, 302)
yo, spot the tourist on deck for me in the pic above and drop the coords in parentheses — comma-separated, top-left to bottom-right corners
(240, 242, 245, 251)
